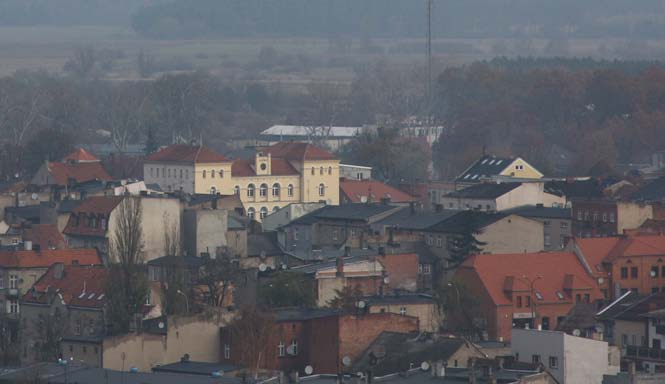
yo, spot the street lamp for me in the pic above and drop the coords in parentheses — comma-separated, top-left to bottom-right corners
(58, 358, 68, 384)
(520, 275, 542, 328)
(176, 289, 189, 313)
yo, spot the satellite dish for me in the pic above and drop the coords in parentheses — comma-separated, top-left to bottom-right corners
(260, 251, 267, 260)
(598, 277, 605, 284)
(304, 366, 314, 375)
(31, 193, 38, 200)
(356, 300, 366, 309)
(342, 356, 351, 367)
(158, 322, 165, 329)
(212, 370, 224, 377)
(383, 276, 390, 284)
(286, 345, 297, 356)
(572, 329, 581, 337)
(356, 372, 365, 378)
(259, 263, 267, 272)
(421, 362, 430, 371)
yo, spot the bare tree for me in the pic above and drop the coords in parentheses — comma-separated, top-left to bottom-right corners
(162, 212, 181, 257)
(63, 46, 97, 78)
(227, 307, 274, 377)
(34, 308, 65, 362)
(199, 250, 240, 308)
(98, 83, 150, 152)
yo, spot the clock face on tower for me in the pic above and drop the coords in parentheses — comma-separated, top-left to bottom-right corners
(260, 163, 267, 171)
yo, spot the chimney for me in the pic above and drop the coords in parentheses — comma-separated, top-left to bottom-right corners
(336, 256, 344, 277)
(53, 263, 64, 280)
(409, 201, 416, 214)
(24, 240, 32, 251)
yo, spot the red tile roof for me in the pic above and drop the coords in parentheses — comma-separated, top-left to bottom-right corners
(48, 162, 112, 186)
(575, 235, 665, 264)
(22, 224, 66, 250)
(265, 142, 336, 161)
(145, 144, 228, 163)
(63, 196, 124, 237)
(340, 179, 415, 203)
(458, 252, 601, 306)
(62, 148, 100, 163)
(23, 265, 107, 308)
(0, 248, 101, 268)
(231, 158, 299, 177)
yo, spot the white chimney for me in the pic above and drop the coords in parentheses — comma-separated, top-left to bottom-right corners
(537, 324, 542, 331)
(24, 240, 32, 251)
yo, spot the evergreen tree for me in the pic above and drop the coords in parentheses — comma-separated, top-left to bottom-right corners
(144, 125, 158, 155)
(444, 212, 486, 270)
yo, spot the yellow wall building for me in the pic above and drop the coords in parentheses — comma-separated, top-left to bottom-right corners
(144, 143, 340, 220)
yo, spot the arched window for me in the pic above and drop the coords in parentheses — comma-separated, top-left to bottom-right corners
(260, 207, 268, 219)
(328, 166, 332, 175)
(320, 166, 324, 175)
(219, 169, 224, 178)
(247, 207, 255, 219)
(272, 206, 280, 213)
(211, 169, 215, 178)
(319, 183, 325, 196)
(259, 183, 268, 197)
(210, 186, 217, 195)
(247, 184, 255, 197)
(272, 183, 280, 197)
(311, 167, 315, 175)
(287, 184, 294, 197)
(234, 185, 240, 195)
(202, 170, 207, 179)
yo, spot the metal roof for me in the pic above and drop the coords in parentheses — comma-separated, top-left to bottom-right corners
(261, 125, 363, 138)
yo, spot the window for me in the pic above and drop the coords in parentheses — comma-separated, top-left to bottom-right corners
(418, 264, 423, 273)
(560, 221, 569, 229)
(652, 266, 659, 278)
(332, 230, 338, 241)
(168, 169, 171, 178)
(584, 293, 590, 303)
(543, 220, 551, 227)
(247, 208, 255, 219)
(234, 185, 240, 195)
(211, 169, 215, 178)
(544, 235, 551, 246)
(278, 342, 285, 357)
(83, 346, 87, 353)
(577, 210, 583, 221)
(311, 167, 315, 175)
(162, 168, 165, 177)
(526, 296, 531, 307)
(202, 170, 206, 178)
(621, 334, 628, 346)
(426, 235, 433, 246)
(75, 319, 82, 335)
(293, 228, 299, 241)
(0, 276, 4, 289)
(593, 212, 599, 222)
(535, 292, 543, 300)
(653, 287, 659, 294)
(185, 169, 189, 179)
(179, 169, 183, 178)
(290, 339, 298, 356)
(602, 213, 607, 222)
(556, 291, 565, 300)
(247, 184, 255, 197)
(328, 166, 332, 175)
(219, 170, 224, 178)
(9, 300, 18, 314)
(319, 183, 325, 196)
(532, 355, 541, 364)
(631, 267, 638, 279)
(399, 307, 407, 316)
(549, 356, 558, 369)
(423, 265, 431, 274)
(575, 294, 581, 302)
(621, 267, 628, 279)
(272, 183, 280, 197)
(609, 213, 615, 223)
(516, 296, 522, 307)
(260, 207, 268, 219)
(260, 184, 268, 197)
(584, 210, 590, 221)
(224, 344, 230, 359)
(210, 186, 217, 195)
(662, 266, 665, 278)
(320, 166, 324, 175)
(436, 237, 443, 248)
(287, 184, 294, 197)
(9, 275, 17, 289)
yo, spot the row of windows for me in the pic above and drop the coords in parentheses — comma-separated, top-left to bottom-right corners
(68, 344, 99, 355)
(524, 354, 558, 369)
(241, 183, 295, 198)
(418, 264, 432, 274)
(72, 213, 108, 230)
(311, 166, 334, 176)
(0, 275, 19, 290)
(149, 168, 191, 179)
(426, 235, 444, 248)
(247, 206, 280, 219)
(576, 210, 615, 223)
(543, 220, 569, 229)
(223, 340, 299, 360)
(620, 266, 640, 279)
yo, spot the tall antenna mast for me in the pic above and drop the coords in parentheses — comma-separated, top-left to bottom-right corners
(426, 0, 433, 115)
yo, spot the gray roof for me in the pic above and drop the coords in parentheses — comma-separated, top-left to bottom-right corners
(287, 245, 378, 263)
(425, 211, 508, 234)
(5, 205, 40, 221)
(57, 199, 83, 214)
(288, 254, 377, 274)
(247, 232, 283, 257)
(504, 205, 571, 220)
(312, 203, 399, 222)
(365, 294, 435, 306)
(152, 361, 239, 376)
(456, 155, 514, 182)
(227, 214, 246, 230)
(632, 177, 665, 202)
(444, 183, 521, 199)
(274, 307, 338, 322)
(376, 208, 459, 231)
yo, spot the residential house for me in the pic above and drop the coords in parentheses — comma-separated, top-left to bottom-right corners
(63, 195, 181, 263)
(455, 155, 544, 185)
(339, 179, 415, 205)
(183, 208, 228, 258)
(261, 202, 325, 232)
(20, 264, 108, 366)
(352, 331, 485, 375)
(365, 294, 441, 332)
(144, 143, 340, 220)
(30, 148, 112, 191)
(220, 308, 419, 374)
(505, 205, 572, 250)
(453, 252, 604, 342)
(440, 182, 565, 212)
(340, 164, 372, 181)
(571, 200, 653, 237)
(512, 328, 619, 384)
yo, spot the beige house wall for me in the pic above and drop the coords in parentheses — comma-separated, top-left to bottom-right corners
(614, 319, 646, 349)
(617, 202, 653, 234)
(478, 215, 545, 254)
(103, 311, 233, 372)
(499, 158, 544, 179)
(495, 183, 565, 211)
(194, 162, 233, 195)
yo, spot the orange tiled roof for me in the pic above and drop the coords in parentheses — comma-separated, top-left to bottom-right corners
(62, 148, 100, 162)
(145, 144, 228, 163)
(63, 196, 124, 237)
(459, 252, 600, 306)
(0, 248, 101, 268)
(265, 142, 336, 161)
(23, 265, 107, 308)
(48, 162, 112, 186)
(231, 158, 299, 177)
(576, 235, 665, 264)
(340, 179, 415, 203)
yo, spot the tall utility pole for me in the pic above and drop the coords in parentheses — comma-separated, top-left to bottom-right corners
(426, 0, 433, 115)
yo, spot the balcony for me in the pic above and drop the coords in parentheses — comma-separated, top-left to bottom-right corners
(5, 288, 19, 298)
(625, 346, 665, 361)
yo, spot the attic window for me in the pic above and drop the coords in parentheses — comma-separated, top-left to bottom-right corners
(78, 292, 86, 299)
(496, 160, 503, 165)
(471, 175, 478, 180)
(488, 160, 495, 165)
(556, 291, 565, 300)
(463, 174, 470, 180)
(535, 292, 543, 300)
(88, 293, 96, 299)
(97, 294, 105, 301)
(481, 159, 488, 164)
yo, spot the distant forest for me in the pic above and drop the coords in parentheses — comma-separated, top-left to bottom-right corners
(3, 0, 665, 41)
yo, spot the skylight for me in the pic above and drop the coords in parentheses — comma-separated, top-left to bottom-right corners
(471, 175, 478, 180)
(488, 160, 495, 165)
(88, 293, 96, 299)
(78, 292, 86, 299)
(535, 292, 543, 300)
(481, 159, 488, 164)
(556, 291, 565, 300)
(464, 174, 470, 179)
(496, 160, 503, 165)
(97, 294, 105, 301)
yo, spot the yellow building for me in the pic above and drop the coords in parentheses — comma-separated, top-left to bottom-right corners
(143, 143, 340, 220)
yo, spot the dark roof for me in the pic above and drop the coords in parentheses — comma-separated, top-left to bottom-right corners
(265, 142, 336, 161)
(231, 158, 299, 177)
(312, 203, 399, 222)
(153, 361, 238, 376)
(147, 255, 206, 268)
(555, 303, 601, 333)
(365, 293, 435, 306)
(352, 332, 467, 376)
(503, 205, 571, 220)
(545, 179, 602, 199)
(289, 254, 376, 273)
(445, 183, 521, 199)
(145, 144, 228, 163)
(227, 214, 246, 230)
(57, 199, 83, 214)
(375, 207, 459, 231)
(5, 205, 41, 221)
(456, 155, 514, 182)
(287, 246, 379, 263)
(631, 177, 665, 201)
(596, 291, 655, 321)
(274, 307, 338, 322)
(425, 211, 508, 234)
(247, 232, 283, 258)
